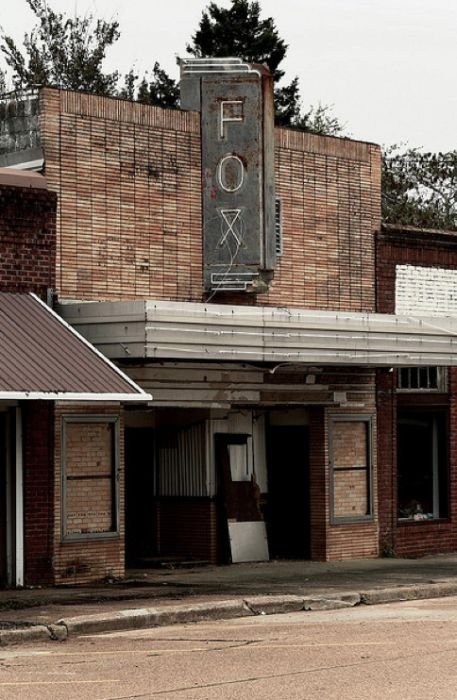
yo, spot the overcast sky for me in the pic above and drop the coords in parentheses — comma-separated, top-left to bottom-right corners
(2, 0, 456, 152)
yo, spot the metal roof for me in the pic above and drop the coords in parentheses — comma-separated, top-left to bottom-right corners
(0, 293, 151, 401)
(0, 168, 47, 189)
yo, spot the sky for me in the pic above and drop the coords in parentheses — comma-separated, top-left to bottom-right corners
(2, 0, 457, 152)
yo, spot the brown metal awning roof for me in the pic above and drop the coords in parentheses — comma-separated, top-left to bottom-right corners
(0, 293, 151, 401)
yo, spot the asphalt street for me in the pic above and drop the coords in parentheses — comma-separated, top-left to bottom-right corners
(2, 595, 457, 699)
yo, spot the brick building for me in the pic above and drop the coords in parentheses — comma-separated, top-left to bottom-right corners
(0, 169, 149, 587)
(2, 59, 457, 583)
(377, 224, 457, 557)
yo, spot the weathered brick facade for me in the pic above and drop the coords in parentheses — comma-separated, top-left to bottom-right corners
(0, 182, 56, 297)
(32, 88, 383, 566)
(1, 86, 387, 575)
(377, 225, 457, 557)
(38, 88, 381, 313)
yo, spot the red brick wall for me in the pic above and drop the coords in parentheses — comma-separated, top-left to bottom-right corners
(309, 408, 327, 560)
(0, 184, 56, 297)
(376, 369, 397, 556)
(376, 226, 457, 556)
(0, 177, 57, 585)
(157, 499, 217, 563)
(39, 88, 381, 312)
(23, 402, 55, 585)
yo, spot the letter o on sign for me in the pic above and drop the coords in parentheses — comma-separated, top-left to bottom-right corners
(217, 154, 245, 193)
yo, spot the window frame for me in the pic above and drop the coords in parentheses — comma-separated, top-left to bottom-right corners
(329, 414, 373, 525)
(61, 415, 120, 543)
(397, 408, 449, 523)
(397, 367, 447, 393)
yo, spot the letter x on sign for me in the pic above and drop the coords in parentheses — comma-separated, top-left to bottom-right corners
(218, 208, 242, 247)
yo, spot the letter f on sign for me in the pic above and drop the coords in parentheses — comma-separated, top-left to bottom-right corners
(220, 101, 244, 138)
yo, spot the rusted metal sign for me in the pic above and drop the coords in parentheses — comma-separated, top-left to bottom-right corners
(180, 58, 276, 294)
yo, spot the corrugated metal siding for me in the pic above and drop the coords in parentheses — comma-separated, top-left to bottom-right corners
(157, 423, 207, 497)
(0, 293, 145, 397)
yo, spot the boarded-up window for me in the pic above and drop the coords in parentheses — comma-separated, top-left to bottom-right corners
(329, 416, 372, 523)
(62, 417, 119, 540)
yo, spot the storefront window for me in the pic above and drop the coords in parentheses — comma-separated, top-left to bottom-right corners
(397, 410, 448, 521)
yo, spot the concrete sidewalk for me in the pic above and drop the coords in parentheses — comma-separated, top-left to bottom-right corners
(1, 554, 457, 645)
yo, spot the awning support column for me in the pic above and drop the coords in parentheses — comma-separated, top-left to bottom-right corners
(15, 407, 24, 587)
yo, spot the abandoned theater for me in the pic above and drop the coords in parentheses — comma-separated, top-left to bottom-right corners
(2, 58, 457, 586)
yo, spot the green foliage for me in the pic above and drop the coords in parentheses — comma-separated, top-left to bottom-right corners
(295, 103, 345, 137)
(187, 0, 346, 134)
(1, 0, 120, 94)
(188, 0, 287, 81)
(188, 0, 301, 127)
(118, 63, 180, 108)
(382, 145, 457, 230)
(136, 62, 180, 109)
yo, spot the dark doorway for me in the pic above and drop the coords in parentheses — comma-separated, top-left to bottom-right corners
(267, 425, 310, 559)
(125, 428, 156, 566)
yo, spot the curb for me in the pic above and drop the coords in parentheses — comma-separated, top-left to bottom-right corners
(1, 582, 457, 646)
(360, 581, 457, 604)
(0, 625, 55, 646)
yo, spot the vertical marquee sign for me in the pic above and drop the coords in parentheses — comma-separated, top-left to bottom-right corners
(180, 58, 276, 294)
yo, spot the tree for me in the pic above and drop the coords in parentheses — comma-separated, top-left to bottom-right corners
(382, 145, 457, 230)
(0, 0, 345, 135)
(0, 0, 120, 94)
(188, 0, 287, 82)
(137, 63, 181, 109)
(0, 67, 6, 94)
(296, 102, 345, 137)
(187, 0, 329, 130)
